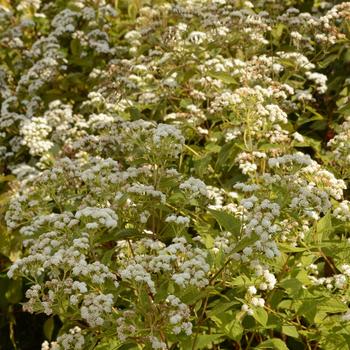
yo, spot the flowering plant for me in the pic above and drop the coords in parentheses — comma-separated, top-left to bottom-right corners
(1, 0, 350, 349)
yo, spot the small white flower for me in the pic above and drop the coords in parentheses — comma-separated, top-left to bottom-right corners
(248, 286, 257, 295)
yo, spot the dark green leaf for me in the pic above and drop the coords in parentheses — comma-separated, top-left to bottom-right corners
(97, 229, 143, 244)
(208, 209, 241, 233)
(43, 317, 55, 341)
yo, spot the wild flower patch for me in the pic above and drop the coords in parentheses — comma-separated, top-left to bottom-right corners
(1, 1, 350, 349)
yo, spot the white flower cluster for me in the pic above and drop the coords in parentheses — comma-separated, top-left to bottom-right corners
(127, 184, 166, 204)
(75, 207, 118, 229)
(212, 231, 233, 254)
(165, 214, 190, 226)
(268, 153, 315, 168)
(21, 117, 53, 156)
(42, 327, 84, 350)
(119, 237, 210, 290)
(239, 197, 281, 260)
(179, 177, 209, 197)
(333, 201, 350, 222)
(305, 72, 328, 94)
(81, 293, 114, 327)
(327, 117, 350, 167)
(152, 123, 185, 157)
(166, 294, 192, 335)
(119, 262, 156, 293)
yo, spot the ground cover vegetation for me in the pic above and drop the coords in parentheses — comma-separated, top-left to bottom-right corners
(1, 0, 350, 349)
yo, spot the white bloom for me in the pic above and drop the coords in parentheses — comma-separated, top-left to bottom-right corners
(248, 286, 257, 295)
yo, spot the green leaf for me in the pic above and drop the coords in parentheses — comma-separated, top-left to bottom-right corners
(253, 307, 268, 327)
(278, 244, 307, 252)
(230, 275, 251, 287)
(116, 343, 138, 350)
(207, 301, 237, 317)
(305, 106, 324, 120)
(279, 278, 303, 297)
(205, 143, 221, 153)
(168, 191, 186, 204)
(316, 212, 333, 241)
(271, 23, 285, 42)
(232, 234, 259, 253)
(258, 143, 281, 151)
(5, 279, 22, 304)
(216, 141, 239, 169)
(208, 209, 241, 233)
(181, 286, 211, 304)
(194, 334, 224, 349)
(101, 249, 115, 265)
(95, 339, 124, 350)
(255, 338, 289, 350)
(0, 276, 10, 308)
(193, 154, 213, 178)
(224, 319, 243, 341)
(96, 228, 143, 244)
(297, 300, 317, 323)
(318, 298, 348, 313)
(128, 3, 138, 19)
(266, 314, 281, 329)
(282, 325, 299, 339)
(278, 300, 292, 310)
(70, 39, 81, 57)
(128, 107, 143, 120)
(43, 317, 55, 341)
(322, 334, 350, 350)
(318, 54, 340, 69)
(207, 71, 238, 85)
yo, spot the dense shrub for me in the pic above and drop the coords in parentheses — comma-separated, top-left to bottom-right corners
(1, 0, 350, 349)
